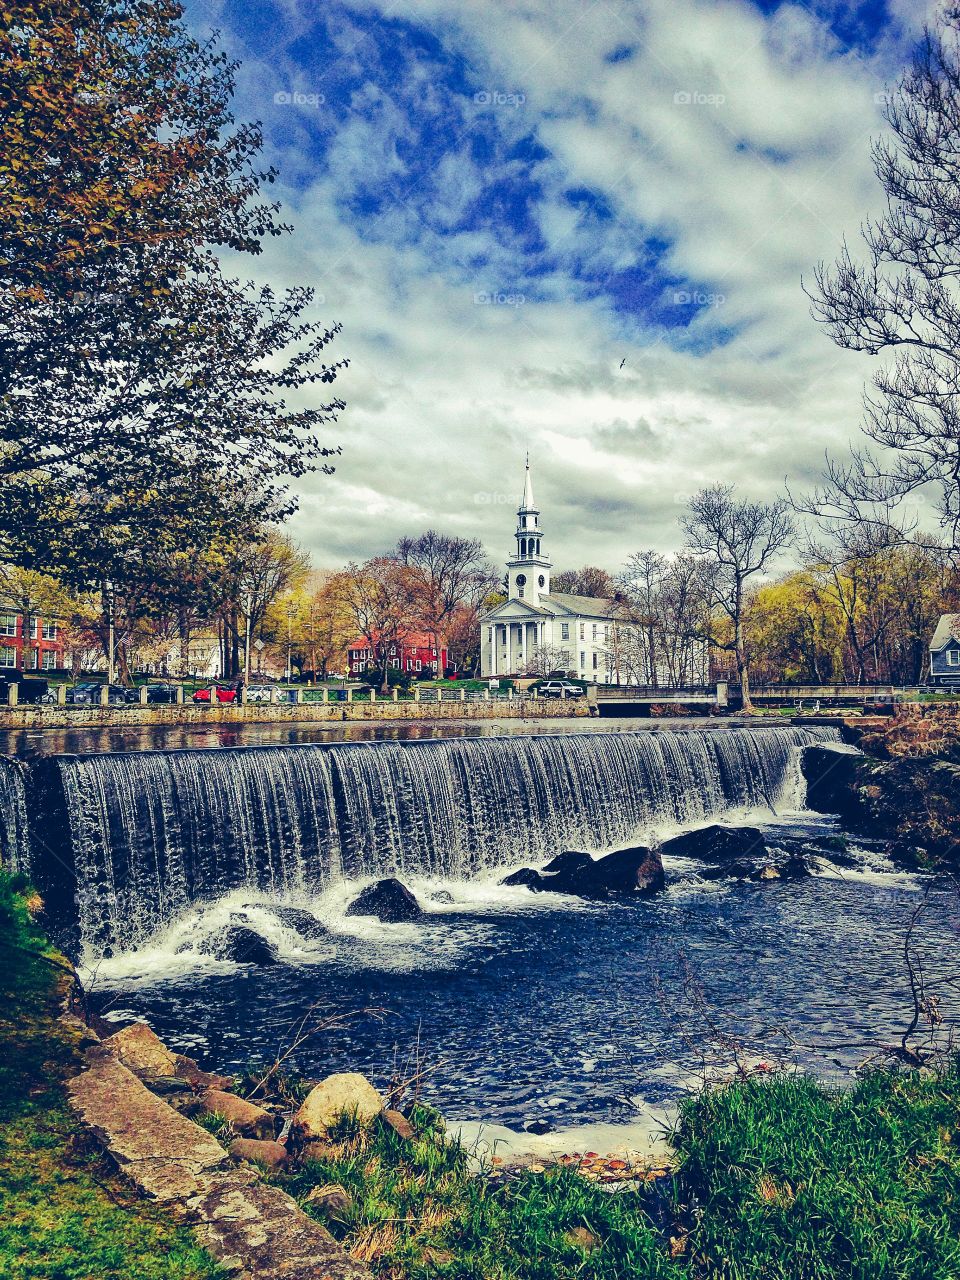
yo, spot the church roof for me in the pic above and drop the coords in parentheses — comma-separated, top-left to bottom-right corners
(545, 592, 620, 618)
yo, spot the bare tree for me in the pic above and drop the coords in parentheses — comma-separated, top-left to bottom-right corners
(552, 566, 615, 597)
(396, 531, 499, 669)
(341, 557, 419, 693)
(683, 485, 793, 712)
(808, 12, 960, 550)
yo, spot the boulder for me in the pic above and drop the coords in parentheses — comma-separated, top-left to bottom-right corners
(380, 1109, 415, 1141)
(660, 825, 768, 864)
(573, 845, 664, 896)
(229, 1137, 288, 1169)
(103, 1022, 178, 1079)
(201, 1088, 275, 1140)
(801, 744, 866, 818)
(780, 854, 813, 880)
(698, 862, 755, 882)
(430, 890, 455, 904)
(344, 878, 423, 923)
(304, 1183, 354, 1221)
(295, 1073, 383, 1141)
(500, 867, 546, 890)
(199, 924, 280, 966)
(750, 864, 781, 882)
(541, 849, 592, 876)
(267, 905, 327, 939)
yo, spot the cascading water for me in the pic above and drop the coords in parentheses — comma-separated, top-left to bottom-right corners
(48, 726, 838, 959)
(0, 756, 30, 875)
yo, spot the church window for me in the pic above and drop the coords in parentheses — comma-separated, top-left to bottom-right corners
(538, 574, 545, 588)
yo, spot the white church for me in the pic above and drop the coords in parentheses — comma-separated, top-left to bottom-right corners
(479, 461, 629, 683)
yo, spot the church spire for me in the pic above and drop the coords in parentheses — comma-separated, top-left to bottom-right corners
(522, 453, 535, 511)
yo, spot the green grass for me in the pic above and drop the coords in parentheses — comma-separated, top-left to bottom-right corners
(272, 1103, 681, 1280)
(673, 1067, 960, 1280)
(0, 871, 226, 1280)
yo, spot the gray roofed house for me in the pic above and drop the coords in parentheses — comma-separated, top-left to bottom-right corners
(929, 613, 960, 685)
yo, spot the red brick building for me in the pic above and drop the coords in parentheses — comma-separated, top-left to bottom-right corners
(348, 630, 448, 678)
(0, 612, 66, 671)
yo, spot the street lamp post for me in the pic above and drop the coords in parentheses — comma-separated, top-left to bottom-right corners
(285, 603, 294, 682)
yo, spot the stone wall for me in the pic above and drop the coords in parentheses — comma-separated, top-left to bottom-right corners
(0, 697, 591, 730)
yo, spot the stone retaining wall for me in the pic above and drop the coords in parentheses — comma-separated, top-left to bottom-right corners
(0, 697, 590, 730)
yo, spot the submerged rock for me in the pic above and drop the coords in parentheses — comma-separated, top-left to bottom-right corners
(660, 824, 768, 865)
(266, 905, 327, 939)
(500, 867, 547, 890)
(344, 878, 424, 922)
(295, 1073, 383, 1141)
(199, 924, 280, 966)
(430, 889, 455, 904)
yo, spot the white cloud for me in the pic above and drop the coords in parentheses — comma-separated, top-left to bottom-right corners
(188, 0, 937, 574)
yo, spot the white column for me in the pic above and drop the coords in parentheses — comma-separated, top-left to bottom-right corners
(489, 626, 497, 677)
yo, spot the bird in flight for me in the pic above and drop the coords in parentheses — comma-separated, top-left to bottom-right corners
(619, 357, 626, 369)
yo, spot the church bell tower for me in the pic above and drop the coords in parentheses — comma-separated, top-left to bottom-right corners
(506, 457, 551, 606)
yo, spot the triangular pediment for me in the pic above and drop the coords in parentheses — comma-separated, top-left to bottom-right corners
(482, 598, 549, 621)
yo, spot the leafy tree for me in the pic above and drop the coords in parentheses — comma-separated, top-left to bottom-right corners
(683, 485, 793, 712)
(340, 557, 420, 693)
(0, 0, 346, 577)
(809, 9, 960, 548)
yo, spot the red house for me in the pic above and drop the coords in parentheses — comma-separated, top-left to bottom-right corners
(0, 611, 66, 672)
(348, 630, 448, 678)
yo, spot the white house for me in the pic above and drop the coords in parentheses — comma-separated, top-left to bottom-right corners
(479, 461, 630, 683)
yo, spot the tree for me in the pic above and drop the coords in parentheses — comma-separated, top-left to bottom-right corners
(0, 565, 75, 670)
(0, 0, 346, 578)
(340, 558, 420, 693)
(395, 531, 499, 662)
(552, 566, 615, 597)
(809, 11, 960, 549)
(216, 531, 310, 678)
(682, 485, 793, 712)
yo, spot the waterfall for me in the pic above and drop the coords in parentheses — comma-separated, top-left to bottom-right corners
(0, 757, 30, 875)
(39, 726, 838, 958)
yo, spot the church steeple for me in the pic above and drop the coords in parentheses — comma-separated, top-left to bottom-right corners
(506, 456, 551, 605)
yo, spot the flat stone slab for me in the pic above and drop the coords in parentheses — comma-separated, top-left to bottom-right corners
(68, 1049, 371, 1279)
(68, 1051, 228, 1201)
(188, 1175, 370, 1279)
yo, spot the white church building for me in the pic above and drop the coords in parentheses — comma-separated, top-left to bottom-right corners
(479, 461, 629, 683)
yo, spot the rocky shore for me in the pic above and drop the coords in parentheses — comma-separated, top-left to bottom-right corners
(802, 708, 960, 867)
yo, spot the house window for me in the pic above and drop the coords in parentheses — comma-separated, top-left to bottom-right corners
(948, 649, 960, 666)
(592, 624, 597, 640)
(0, 615, 16, 638)
(592, 653, 598, 670)
(561, 623, 569, 640)
(579, 623, 585, 640)
(0, 647, 15, 667)
(580, 651, 586, 670)
(604, 626, 609, 642)
(42, 621, 58, 640)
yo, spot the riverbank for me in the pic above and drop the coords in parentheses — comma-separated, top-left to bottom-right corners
(803, 706, 960, 868)
(5, 870, 960, 1279)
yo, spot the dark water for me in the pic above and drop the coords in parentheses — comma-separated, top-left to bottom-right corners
(86, 815, 957, 1134)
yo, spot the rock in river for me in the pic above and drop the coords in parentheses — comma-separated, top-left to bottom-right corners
(198, 923, 280, 966)
(659, 824, 768, 865)
(541, 849, 593, 876)
(344, 877, 424, 923)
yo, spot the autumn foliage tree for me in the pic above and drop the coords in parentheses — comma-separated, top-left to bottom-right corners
(0, 0, 346, 580)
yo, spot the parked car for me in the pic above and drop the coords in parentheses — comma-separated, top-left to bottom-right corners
(126, 683, 180, 704)
(245, 685, 295, 703)
(537, 680, 586, 699)
(192, 681, 242, 704)
(0, 673, 51, 705)
(67, 682, 128, 706)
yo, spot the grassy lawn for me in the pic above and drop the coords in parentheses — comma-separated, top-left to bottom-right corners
(0, 873, 225, 1280)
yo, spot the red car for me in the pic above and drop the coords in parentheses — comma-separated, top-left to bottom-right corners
(192, 681, 243, 704)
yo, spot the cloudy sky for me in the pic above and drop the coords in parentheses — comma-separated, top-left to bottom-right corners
(186, 0, 932, 574)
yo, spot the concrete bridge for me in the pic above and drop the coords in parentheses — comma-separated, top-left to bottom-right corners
(594, 682, 729, 713)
